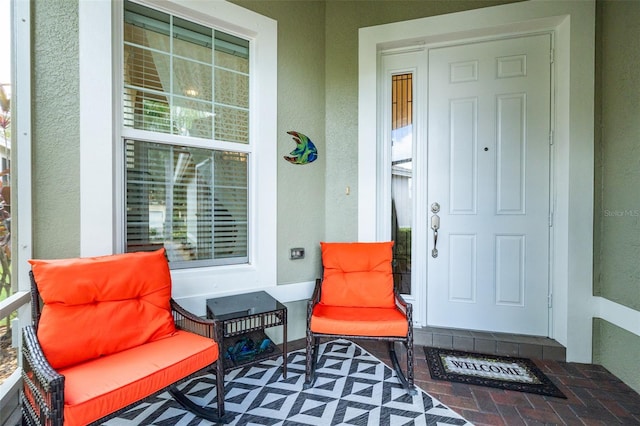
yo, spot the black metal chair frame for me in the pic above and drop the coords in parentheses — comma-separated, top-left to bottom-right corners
(304, 278, 416, 395)
(21, 271, 232, 426)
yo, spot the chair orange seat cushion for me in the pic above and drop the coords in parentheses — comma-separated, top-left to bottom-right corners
(320, 241, 396, 308)
(310, 304, 408, 337)
(28, 249, 176, 369)
(59, 330, 218, 426)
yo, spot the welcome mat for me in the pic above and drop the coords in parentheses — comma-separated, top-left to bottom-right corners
(103, 340, 472, 425)
(424, 347, 566, 399)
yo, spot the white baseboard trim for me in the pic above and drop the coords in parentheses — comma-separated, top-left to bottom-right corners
(264, 280, 316, 303)
(595, 296, 640, 337)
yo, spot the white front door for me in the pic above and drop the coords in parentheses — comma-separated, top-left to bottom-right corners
(426, 34, 552, 335)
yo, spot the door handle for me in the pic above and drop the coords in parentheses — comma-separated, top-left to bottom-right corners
(430, 202, 440, 258)
(431, 214, 440, 258)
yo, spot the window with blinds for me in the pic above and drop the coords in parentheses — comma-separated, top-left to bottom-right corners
(123, 1, 249, 142)
(122, 0, 251, 267)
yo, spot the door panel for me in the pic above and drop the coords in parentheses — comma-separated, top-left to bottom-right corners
(495, 234, 525, 305)
(427, 34, 552, 335)
(450, 98, 477, 214)
(448, 234, 476, 302)
(496, 94, 526, 214)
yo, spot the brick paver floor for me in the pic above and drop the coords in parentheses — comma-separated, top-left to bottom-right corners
(291, 338, 640, 425)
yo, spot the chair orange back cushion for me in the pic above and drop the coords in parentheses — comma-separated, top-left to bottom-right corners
(29, 249, 176, 370)
(320, 241, 395, 308)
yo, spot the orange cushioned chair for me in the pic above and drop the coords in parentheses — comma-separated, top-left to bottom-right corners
(21, 249, 229, 426)
(304, 241, 416, 394)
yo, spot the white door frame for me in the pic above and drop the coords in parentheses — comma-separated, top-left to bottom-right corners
(358, 0, 595, 362)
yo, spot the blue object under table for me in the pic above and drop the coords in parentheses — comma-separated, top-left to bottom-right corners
(206, 291, 288, 378)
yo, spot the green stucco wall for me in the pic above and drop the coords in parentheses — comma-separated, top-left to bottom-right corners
(231, 0, 327, 285)
(321, 0, 520, 241)
(30, 0, 521, 285)
(230, 0, 518, 280)
(592, 0, 640, 394)
(27, 0, 640, 391)
(593, 319, 640, 393)
(594, 0, 640, 312)
(32, 0, 80, 259)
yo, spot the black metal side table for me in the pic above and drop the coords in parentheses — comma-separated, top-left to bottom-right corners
(206, 291, 287, 378)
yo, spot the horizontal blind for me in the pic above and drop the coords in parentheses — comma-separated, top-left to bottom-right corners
(125, 140, 248, 266)
(123, 0, 250, 143)
(122, 0, 253, 268)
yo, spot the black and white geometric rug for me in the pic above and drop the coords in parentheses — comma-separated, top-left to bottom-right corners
(103, 340, 472, 425)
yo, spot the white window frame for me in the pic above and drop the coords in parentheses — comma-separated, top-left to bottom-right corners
(79, 0, 277, 314)
(1, 0, 32, 414)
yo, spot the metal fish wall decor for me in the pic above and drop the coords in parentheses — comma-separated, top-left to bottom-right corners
(284, 131, 318, 165)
